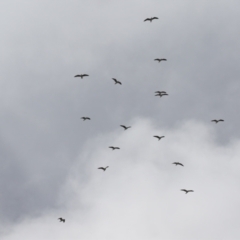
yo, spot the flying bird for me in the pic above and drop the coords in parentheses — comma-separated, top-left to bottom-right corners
(211, 119, 224, 123)
(98, 166, 109, 171)
(144, 17, 158, 22)
(112, 78, 122, 85)
(81, 117, 91, 121)
(109, 146, 120, 150)
(58, 218, 65, 223)
(154, 136, 165, 141)
(74, 74, 89, 78)
(181, 189, 194, 194)
(120, 125, 131, 130)
(155, 93, 168, 97)
(154, 58, 167, 62)
(173, 162, 184, 167)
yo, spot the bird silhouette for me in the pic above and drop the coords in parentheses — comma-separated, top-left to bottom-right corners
(154, 58, 167, 62)
(211, 119, 224, 123)
(154, 136, 165, 141)
(173, 162, 184, 167)
(155, 93, 168, 97)
(181, 189, 194, 194)
(120, 125, 131, 130)
(81, 117, 91, 121)
(98, 166, 109, 171)
(144, 17, 158, 22)
(74, 74, 89, 78)
(112, 78, 122, 85)
(155, 91, 167, 94)
(109, 146, 120, 150)
(58, 218, 65, 223)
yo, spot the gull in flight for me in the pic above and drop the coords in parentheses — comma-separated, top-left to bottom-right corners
(74, 74, 89, 78)
(109, 146, 120, 150)
(173, 162, 184, 167)
(81, 117, 91, 121)
(154, 58, 167, 62)
(112, 78, 122, 85)
(144, 17, 158, 22)
(58, 218, 65, 223)
(154, 136, 165, 141)
(98, 166, 109, 171)
(120, 125, 131, 130)
(211, 119, 224, 123)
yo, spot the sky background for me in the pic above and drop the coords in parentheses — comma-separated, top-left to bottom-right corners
(0, 0, 240, 239)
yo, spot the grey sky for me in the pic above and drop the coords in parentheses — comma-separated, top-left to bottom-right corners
(0, 0, 240, 239)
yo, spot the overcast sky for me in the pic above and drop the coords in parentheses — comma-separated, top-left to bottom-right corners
(0, 0, 240, 239)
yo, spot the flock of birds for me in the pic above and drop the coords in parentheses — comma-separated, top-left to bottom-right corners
(58, 16, 224, 224)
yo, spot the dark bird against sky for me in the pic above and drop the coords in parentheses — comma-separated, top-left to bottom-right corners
(81, 117, 91, 121)
(98, 166, 109, 171)
(154, 136, 165, 141)
(181, 189, 194, 194)
(154, 58, 167, 62)
(211, 119, 224, 123)
(58, 218, 65, 223)
(112, 78, 122, 85)
(74, 74, 89, 78)
(173, 162, 184, 167)
(120, 125, 131, 130)
(109, 146, 120, 150)
(144, 17, 158, 22)
(155, 93, 168, 97)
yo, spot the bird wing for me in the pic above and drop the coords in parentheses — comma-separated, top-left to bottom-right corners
(161, 58, 167, 61)
(219, 119, 224, 121)
(152, 17, 159, 20)
(154, 136, 160, 139)
(74, 75, 81, 77)
(82, 74, 89, 77)
(144, 18, 151, 21)
(188, 190, 194, 192)
(117, 81, 122, 85)
(120, 125, 127, 129)
(112, 78, 117, 83)
(154, 59, 160, 61)
(179, 163, 184, 166)
(98, 167, 104, 170)
(211, 120, 217, 122)
(115, 147, 120, 149)
(181, 189, 187, 192)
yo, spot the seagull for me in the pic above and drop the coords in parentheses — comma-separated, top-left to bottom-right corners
(155, 91, 167, 94)
(154, 136, 165, 141)
(173, 162, 184, 167)
(120, 125, 131, 130)
(144, 17, 158, 22)
(155, 93, 168, 97)
(98, 166, 109, 171)
(109, 146, 120, 150)
(211, 119, 224, 123)
(74, 74, 89, 78)
(81, 117, 91, 121)
(181, 189, 194, 194)
(154, 58, 167, 62)
(58, 218, 65, 223)
(112, 78, 122, 85)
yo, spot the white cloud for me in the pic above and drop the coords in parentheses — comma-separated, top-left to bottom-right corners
(3, 118, 240, 240)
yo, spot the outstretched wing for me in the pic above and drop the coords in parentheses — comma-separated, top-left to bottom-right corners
(152, 17, 159, 20)
(218, 119, 224, 122)
(144, 18, 151, 22)
(74, 75, 81, 77)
